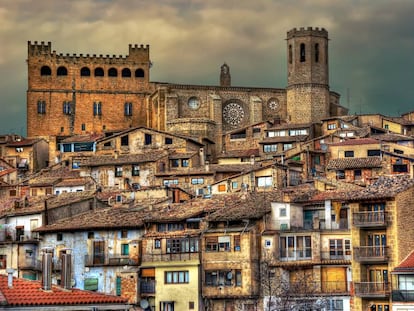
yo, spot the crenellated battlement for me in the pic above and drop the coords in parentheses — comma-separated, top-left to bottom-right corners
(287, 26, 328, 39)
(27, 41, 150, 63)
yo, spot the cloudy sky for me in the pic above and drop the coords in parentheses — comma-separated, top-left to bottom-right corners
(1, 0, 414, 135)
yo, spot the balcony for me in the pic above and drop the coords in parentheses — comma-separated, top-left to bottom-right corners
(140, 279, 155, 295)
(354, 282, 390, 298)
(353, 246, 388, 263)
(0, 230, 40, 243)
(18, 259, 41, 270)
(279, 248, 312, 262)
(392, 290, 414, 302)
(85, 254, 139, 267)
(352, 211, 387, 228)
(320, 251, 352, 262)
(141, 251, 200, 263)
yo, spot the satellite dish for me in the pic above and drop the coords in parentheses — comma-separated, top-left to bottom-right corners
(140, 299, 149, 309)
(227, 272, 233, 279)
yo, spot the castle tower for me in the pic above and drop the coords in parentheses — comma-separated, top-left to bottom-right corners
(220, 63, 231, 87)
(286, 27, 330, 123)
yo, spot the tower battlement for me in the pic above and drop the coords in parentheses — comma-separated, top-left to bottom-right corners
(27, 42, 150, 63)
(287, 27, 328, 39)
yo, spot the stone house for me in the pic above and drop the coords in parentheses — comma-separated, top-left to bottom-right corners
(348, 175, 414, 311)
(390, 249, 414, 310)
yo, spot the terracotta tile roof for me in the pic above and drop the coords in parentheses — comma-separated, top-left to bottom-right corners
(28, 167, 81, 186)
(326, 157, 382, 170)
(371, 133, 414, 142)
(34, 206, 148, 232)
(60, 133, 105, 143)
(209, 163, 262, 173)
(82, 152, 166, 167)
(217, 149, 259, 158)
(6, 138, 42, 147)
(168, 151, 197, 159)
(348, 175, 414, 200)
(0, 275, 128, 307)
(393, 250, 414, 273)
(329, 138, 379, 146)
(383, 116, 414, 126)
(54, 177, 93, 187)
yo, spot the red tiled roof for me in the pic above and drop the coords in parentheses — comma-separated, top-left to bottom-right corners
(6, 138, 41, 147)
(393, 250, 414, 273)
(326, 157, 382, 170)
(0, 275, 128, 306)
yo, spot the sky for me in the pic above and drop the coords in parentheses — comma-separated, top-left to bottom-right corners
(1, 0, 414, 135)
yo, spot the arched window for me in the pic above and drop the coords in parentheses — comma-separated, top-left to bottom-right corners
(289, 45, 292, 64)
(40, 66, 52, 76)
(121, 68, 131, 77)
(80, 67, 91, 76)
(300, 43, 306, 62)
(135, 68, 145, 78)
(315, 43, 319, 63)
(57, 66, 68, 76)
(94, 67, 104, 77)
(108, 68, 118, 77)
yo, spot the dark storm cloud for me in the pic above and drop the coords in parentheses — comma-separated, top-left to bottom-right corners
(1, 0, 414, 135)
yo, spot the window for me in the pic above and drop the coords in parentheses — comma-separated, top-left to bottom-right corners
(189, 302, 195, 310)
(157, 223, 183, 232)
(84, 278, 98, 291)
(289, 129, 307, 136)
(121, 230, 128, 239)
(41, 66, 51, 76)
(57, 233, 63, 241)
(88, 232, 94, 239)
(205, 270, 234, 286)
(329, 239, 344, 259)
(337, 170, 345, 179)
(171, 159, 179, 168)
(155, 239, 161, 249)
(327, 123, 337, 130)
(367, 149, 381, 156)
(94, 67, 104, 77)
(132, 165, 140, 176)
(257, 176, 272, 187)
(80, 67, 90, 76)
(163, 179, 178, 186)
(235, 270, 242, 286)
(263, 144, 277, 153)
(265, 239, 272, 248)
(93, 101, 102, 116)
(206, 236, 218, 252)
(315, 43, 319, 62)
(182, 159, 189, 167)
(121, 68, 131, 77)
(108, 67, 117, 77)
(135, 68, 145, 77)
(234, 235, 241, 251)
(165, 137, 173, 144)
(81, 123, 86, 131)
(280, 235, 311, 259)
(394, 164, 408, 173)
(283, 143, 293, 151)
(232, 182, 238, 189)
(57, 66, 67, 76)
(124, 102, 132, 116)
(219, 236, 231, 251)
(280, 208, 287, 217)
(63, 101, 71, 115)
(300, 43, 306, 62)
(288, 45, 292, 64)
(144, 133, 152, 145)
(165, 271, 189, 284)
(121, 135, 129, 146)
(121, 243, 129, 255)
(0, 255, 7, 268)
(37, 100, 46, 114)
(344, 150, 354, 157)
(218, 184, 226, 192)
(115, 166, 123, 177)
(191, 178, 204, 185)
(354, 169, 362, 179)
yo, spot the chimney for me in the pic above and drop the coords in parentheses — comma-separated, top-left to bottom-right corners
(199, 148, 205, 166)
(6, 268, 14, 288)
(41, 247, 54, 290)
(60, 249, 72, 290)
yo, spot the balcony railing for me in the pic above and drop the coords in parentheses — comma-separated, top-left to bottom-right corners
(352, 211, 387, 227)
(141, 251, 200, 263)
(353, 246, 388, 263)
(354, 282, 390, 297)
(85, 254, 139, 267)
(279, 248, 312, 261)
(140, 280, 156, 294)
(320, 251, 352, 261)
(392, 290, 414, 302)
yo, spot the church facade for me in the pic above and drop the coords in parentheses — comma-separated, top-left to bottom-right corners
(27, 27, 348, 160)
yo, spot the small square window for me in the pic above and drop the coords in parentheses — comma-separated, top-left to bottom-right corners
(155, 239, 161, 249)
(88, 232, 94, 239)
(57, 233, 63, 241)
(280, 208, 287, 217)
(121, 230, 128, 238)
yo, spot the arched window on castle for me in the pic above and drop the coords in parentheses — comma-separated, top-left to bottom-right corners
(94, 68, 104, 77)
(108, 68, 118, 77)
(81, 67, 91, 76)
(122, 68, 131, 77)
(315, 43, 319, 63)
(135, 68, 145, 78)
(41, 66, 51, 76)
(57, 66, 68, 76)
(289, 45, 292, 64)
(300, 43, 306, 62)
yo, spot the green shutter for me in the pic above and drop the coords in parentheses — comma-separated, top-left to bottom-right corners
(116, 276, 122, 296)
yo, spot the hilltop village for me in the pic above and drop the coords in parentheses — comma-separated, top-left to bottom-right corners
(1, 27, 414, 311)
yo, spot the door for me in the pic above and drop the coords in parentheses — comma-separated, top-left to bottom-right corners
(93, 241, 105, 264)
